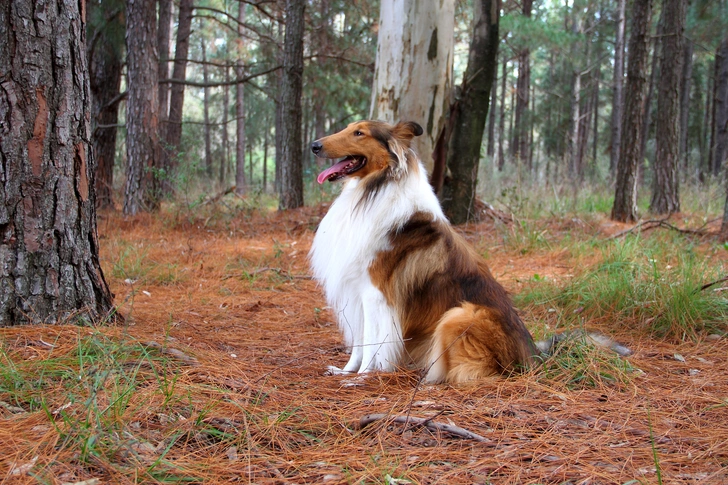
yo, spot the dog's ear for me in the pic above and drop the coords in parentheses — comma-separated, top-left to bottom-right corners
(392, 121, 424, 141)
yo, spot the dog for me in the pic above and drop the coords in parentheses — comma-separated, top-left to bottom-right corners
(308, 120, 627, 384)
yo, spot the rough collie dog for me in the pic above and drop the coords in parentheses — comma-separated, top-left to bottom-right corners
(309, 120, 543, 384)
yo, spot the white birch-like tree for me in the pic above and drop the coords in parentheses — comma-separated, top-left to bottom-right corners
(369, 0, 455, 174)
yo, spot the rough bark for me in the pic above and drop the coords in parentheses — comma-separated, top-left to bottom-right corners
(220, 66, 229, 185)
(277, 0, 305, 210)
(162, 0, 193, 189)
(235, 2, 248, 195)
(88, 4, 123, 209)
(609, 0, 626, 175)
(0, 0, 115, 325)
(497, 57, 508, 171)
(440, 0, 500, 224)
(611, 0, 652, 222)
(640, 17, 662, 177)
(487, 63, 497, 158)
(650, 0, 685, 216)
(124, 0, 160, 215)
(370, 0, 455, 175)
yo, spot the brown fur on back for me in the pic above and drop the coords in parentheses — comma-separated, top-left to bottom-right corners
(368, 211, 538, 383)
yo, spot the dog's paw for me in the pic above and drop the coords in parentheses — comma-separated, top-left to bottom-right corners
(325, 365, 353, 376)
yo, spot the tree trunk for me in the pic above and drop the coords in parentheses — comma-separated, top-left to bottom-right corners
(157, 0, 172, 127)
(487, 63, 497, 158)
(124, 0, 160, 215)
(235, 2, 248, 195)
(497, 58, 508, 171)
(163, 0, 193, 191)
(0, 0, 115, 325)
(611, 0, 653, 222)
(513, 0, 532, 167)
(639, 17, 662, 179)
(679, 38, 693, 173)
(370, 0, 455, 175)
(650, 0, 685, 216)
(440, 0, 499, 224)
(568, 69, 582, 178)
(201, 40, 213, 178)
(609, 0, 626, 175)
(277, 0, 305, 210)
(88, 5, 123, 210)
(712, 38, 728, 178)
(220, 66, 230, 185)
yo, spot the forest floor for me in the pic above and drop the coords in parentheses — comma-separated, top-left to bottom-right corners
(1, 201, 728, 484)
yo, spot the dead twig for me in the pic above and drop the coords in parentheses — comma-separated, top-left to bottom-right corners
(698, 275, 728, 293)
(610, 218, 708, 239)
(353, 413, 491, 442)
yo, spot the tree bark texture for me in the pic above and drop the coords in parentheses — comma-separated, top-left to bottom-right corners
(157, 0, 172, 126)
(649, 0, 685, 216)
(369, 0, 455, 174)
(124, 0, 160, 215)
(87, 4, 123, 209)
(235, 2, 248, 195)
(277, 0, 305, 210)
(679, 38, 693, 171)
(162, 0, 193, 187)
(0, 0, 115, 325)
(221, 66, 230, 184)
(712, 38, 728, 178)
(440, 0, 499, 224)
(201, 40, 213, 178)
(611, 0, 652, 222)
(497, 57, 507, 171)
(640, 17, 662, 177)
(487, 64, 497, 158)
(513, 0, 532, 167)
(609, 0, 626, 175)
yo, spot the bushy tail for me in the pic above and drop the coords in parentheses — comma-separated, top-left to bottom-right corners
(535, 330, 632, 357)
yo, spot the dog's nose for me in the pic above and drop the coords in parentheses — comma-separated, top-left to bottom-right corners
(311, 140, 322, 155)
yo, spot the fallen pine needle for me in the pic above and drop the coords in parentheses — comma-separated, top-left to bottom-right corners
(353, 413, 491, 442)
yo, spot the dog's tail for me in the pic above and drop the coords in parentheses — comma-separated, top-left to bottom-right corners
(535, 330, 632, 357)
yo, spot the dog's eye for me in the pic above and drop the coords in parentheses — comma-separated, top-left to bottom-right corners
(354, 130, 364, 137)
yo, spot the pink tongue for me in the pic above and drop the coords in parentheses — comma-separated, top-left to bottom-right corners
(316, 159, 352, 184)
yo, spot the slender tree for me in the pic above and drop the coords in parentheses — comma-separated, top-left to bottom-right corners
(277, 0, 305, 210)
(679, 38, 694, 172)
(440, 0, 500, 224)
(650, 0, 686, 215)
(712, 38, 728, 177)
(157, 0, 172, 128)
(611, 0, 653, 222)
(513, 0, 532, 167)
(0, 0, 115, 324)
(201, 39, 213, 178)
(124, 0, 160, 215)
(235, 2, 248, 195)
(609, 0, 626, 175)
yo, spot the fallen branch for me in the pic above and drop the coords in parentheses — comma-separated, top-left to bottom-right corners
(203, 186, 237, 205)
(610, 218, 708, 239)
(353, 413, 491, 442)
(698, 275, 728, 293)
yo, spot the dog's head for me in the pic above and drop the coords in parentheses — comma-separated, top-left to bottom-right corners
(311, 120, 423, 184)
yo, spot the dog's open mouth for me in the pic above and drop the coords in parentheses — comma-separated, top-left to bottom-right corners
(316, 156, 367, 184)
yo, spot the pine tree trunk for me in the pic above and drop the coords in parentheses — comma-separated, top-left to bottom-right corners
(640, 17, 662, 179)
(88, 6, 123, 210)
(370, 0, 455, 174)
(201, 40, 213, 178)
(277, 0, 305, 210)
(440, 0, 499, 224)
(0, 0, 115, 325)
(513, 0, 532, 168)
(611, 0, 653, 222)
(712, 38, 728, 178)
(497, 58, 508, 171)
(679, 38, 693, 173)
(487, 63, 497, 158)
(650, 0, 685, 215)
(157, 0, 172, 127)
(163, 0, 193, 191)
(609, 0, 626, 175)
(124, 0, 160, 215)
(220, 66, 230, 185)
(235, 2, 248, 195)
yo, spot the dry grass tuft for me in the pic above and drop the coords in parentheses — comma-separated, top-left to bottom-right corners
(1, 206, 728, 484)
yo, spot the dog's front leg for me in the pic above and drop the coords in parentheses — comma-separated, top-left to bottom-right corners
(359, 286, 402, 373)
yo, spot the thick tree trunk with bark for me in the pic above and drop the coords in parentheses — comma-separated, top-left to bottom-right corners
(201, 40, 213, 178)
(124, 0, 160, 215)
(88, 5, 123, 209)
(679, 38, 693, 172)
(611, 0, 652, 222)
(157, 0, 172, 127)
(440, 0, 499, 224)
(277, 0, 305, 210)
(235, 3, 248, 194)
(163, 0, 193, 190)
(640, 17, 662, 178)
(513, 0, 532, 167)
(609, 0, 626, 175)
(487, 64, 497, 158)
(650, 0, 685, 216)
(370, 0, 455, 174)
(712, 38, 728, 178)
(0, 0, 115, 325)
